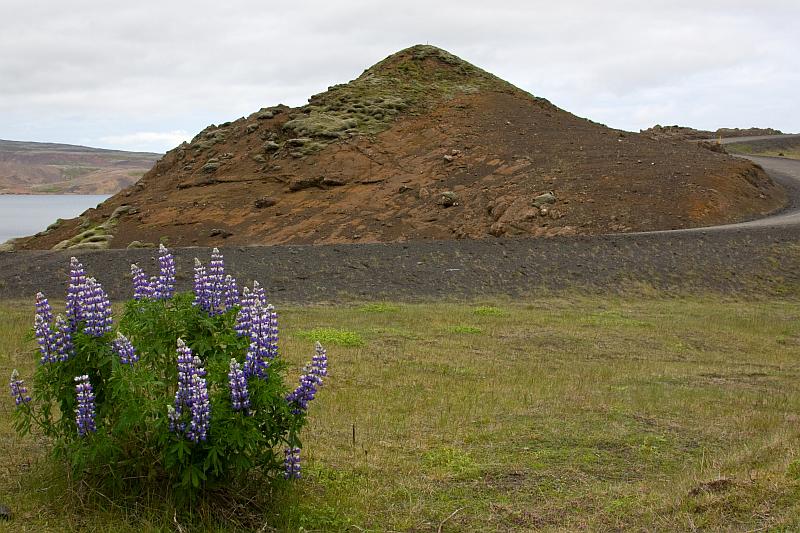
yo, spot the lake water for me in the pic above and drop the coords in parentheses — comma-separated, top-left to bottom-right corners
(0, 195, 110, 244)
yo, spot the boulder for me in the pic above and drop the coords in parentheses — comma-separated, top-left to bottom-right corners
(288, 176, 324, 192)
(263, 141, 281, 152)
(437, 191, 459, 207)
(322, 177, 346, 186)
(209, 228, 233, 238)
(126, 240, 156, 249)
(532, 191, 557, 207)
(254, 197, 277, 208)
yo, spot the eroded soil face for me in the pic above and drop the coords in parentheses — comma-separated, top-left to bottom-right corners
(13, 46, 786, 250)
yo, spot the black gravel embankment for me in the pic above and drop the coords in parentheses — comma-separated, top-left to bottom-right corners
(1, 227, 798, 304)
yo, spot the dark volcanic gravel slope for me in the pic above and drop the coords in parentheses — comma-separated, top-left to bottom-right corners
(2, 155, 799, 303)
(1, 229, 799, 303)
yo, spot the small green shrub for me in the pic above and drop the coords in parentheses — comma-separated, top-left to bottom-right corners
(294, 327, 365, 347)
(473, 306, 507, 317)
(9, 247, 329, 504)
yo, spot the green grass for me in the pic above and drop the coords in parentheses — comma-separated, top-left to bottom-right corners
(727, 142, 800, 160)
(473, 305, 507, 317)
(448, 324, 483, 334)
(358, 302, 400, 313)
(2, 296, 800, 530)
(293, 327, 366, 347)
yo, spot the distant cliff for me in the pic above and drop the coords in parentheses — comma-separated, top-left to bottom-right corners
(0, 139, 159, 194)
(641, 125, 786, 140)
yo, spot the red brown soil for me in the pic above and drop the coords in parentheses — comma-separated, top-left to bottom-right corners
(13, 46, 787, 250)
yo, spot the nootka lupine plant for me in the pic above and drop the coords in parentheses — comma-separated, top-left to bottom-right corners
(9, 247, 329, 502)
(152, 244, 176, 300)
(228, 358, 251, 415)
(9, 370, 31, 406)
(74, 375, 96, 437)
(130, 263, 153, 300)
(112, 332, 138, 366)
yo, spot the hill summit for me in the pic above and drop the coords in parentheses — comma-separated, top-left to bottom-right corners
(13, 45, 786, 250)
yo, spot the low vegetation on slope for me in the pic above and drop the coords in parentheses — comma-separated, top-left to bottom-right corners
(727, 137, 800, 160)
(2, 297, 800, 530)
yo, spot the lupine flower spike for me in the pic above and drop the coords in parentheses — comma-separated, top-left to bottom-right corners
(193, 249, 239, 315)
(66, 257, 87, 326)
(34, 292, 56, 363)
(228, 358, 251, 414)
(193, 258, 211, 311)
(223, 274, 239, 310)
(209, 248, 224, 312)
(74, 375, 96, 436)
(82, 277, 112, 337)
(131, 263, 153, 300)
(170, 339, 210, 442)
(112, 332, 138, 365)
(52, 315, 74, 361)
(153, 244, 176, 300)
(244, 301, 274, 378)
(286, 342, 328, 414)
(9, 369, 31, 406)
(234, 286, 253, 336)
(284, 447, 301, 479)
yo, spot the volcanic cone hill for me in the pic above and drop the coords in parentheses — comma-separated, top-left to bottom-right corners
(12, 45, 786, 251)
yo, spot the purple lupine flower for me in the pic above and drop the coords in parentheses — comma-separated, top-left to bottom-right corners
(252, 280, 266, 307)
(286, 342, 328, 414)
(244, 300, 273, 379)
(222, 274, 239, 311)
(186, 373, 210, 443)
(112, 332, 138, 365)
(267, 304, 279, 360)
(34, 292, 56, 364)
(66, 257, 87, 327)
(9, 369, 31, 406)
(172, 338, 195, 432)
(82, 277, 112, 337)
(284, 447, 301, 479)
(131, 263, 153, 300)
(193, 258, 212, 312)
(234, 286, 253, 337)
(227, 358, 251, 414)
(35, 292, 53, 325)
(171, 339, 210, 442)
(234, 281, 269, 336)
(167, 404, 179, 432)
(208, 248, 225, 312)
(152, 244, 176, 300)
(74, 375, 96, 436)
(52, 315, 74, 362)
(311, 342, 328, 378)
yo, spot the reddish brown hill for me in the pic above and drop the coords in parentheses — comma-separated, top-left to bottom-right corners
(12, 45, 786, 250)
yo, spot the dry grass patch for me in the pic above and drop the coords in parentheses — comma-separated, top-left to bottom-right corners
(1, 296, 800, 530)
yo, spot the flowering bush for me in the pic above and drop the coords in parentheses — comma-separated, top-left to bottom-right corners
(9, 245, 327, 501)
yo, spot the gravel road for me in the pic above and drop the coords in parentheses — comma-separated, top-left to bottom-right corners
(1, 154, 799, 303)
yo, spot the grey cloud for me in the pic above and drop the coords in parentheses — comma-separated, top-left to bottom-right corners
(0, 0, 797, 152)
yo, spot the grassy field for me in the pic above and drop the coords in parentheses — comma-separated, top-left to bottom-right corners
(2, 296, 800, 531)
(727, 141, 800, 160)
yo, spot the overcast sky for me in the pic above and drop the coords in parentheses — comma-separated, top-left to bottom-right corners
(1, 0, 797, 153)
